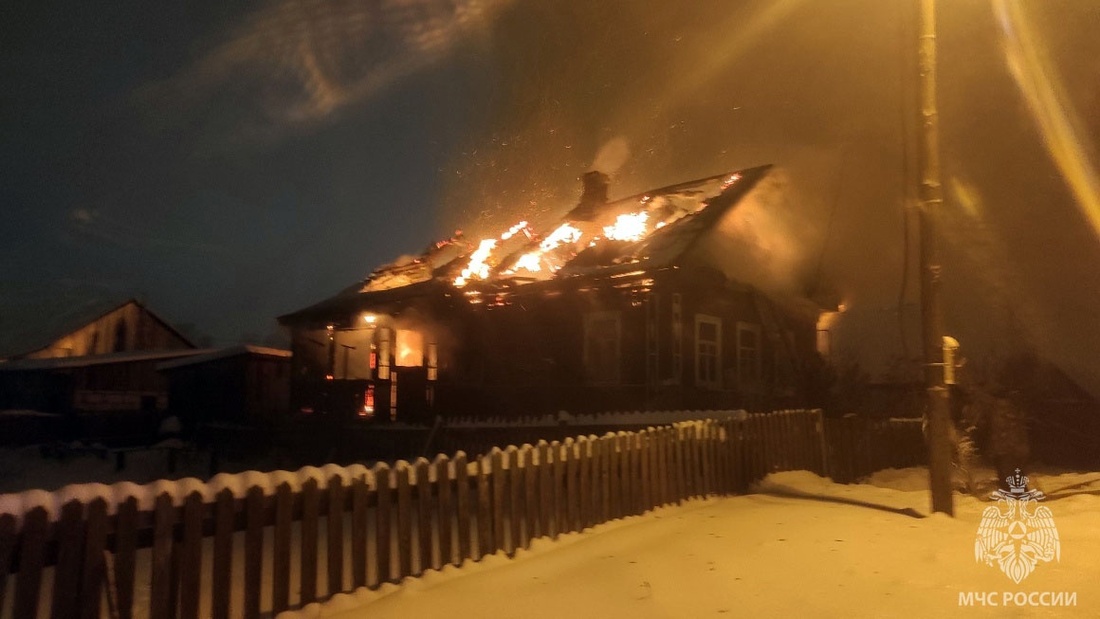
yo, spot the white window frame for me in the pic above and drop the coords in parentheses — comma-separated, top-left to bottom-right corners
(694, 314, 722, 390)
(583, 311, 622, 385)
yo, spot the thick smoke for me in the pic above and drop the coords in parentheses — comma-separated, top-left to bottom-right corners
(589, 137, 631, 176)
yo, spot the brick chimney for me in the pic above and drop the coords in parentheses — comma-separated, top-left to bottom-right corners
(566, 170, 609, 221)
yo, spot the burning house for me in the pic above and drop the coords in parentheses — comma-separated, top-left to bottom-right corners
(279, 164, 823, 423)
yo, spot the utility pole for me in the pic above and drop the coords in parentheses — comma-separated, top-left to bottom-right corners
(916, 0, 955, 515)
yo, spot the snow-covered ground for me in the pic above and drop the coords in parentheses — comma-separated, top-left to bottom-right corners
(288, 467, 1100, 618)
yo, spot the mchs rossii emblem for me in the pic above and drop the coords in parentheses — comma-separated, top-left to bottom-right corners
(974, 469, 1060, 584)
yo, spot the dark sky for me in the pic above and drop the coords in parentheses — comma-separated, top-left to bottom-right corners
(2, 1, 1098, 390)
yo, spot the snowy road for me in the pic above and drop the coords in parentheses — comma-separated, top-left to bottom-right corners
(289, 469, 1100, 618)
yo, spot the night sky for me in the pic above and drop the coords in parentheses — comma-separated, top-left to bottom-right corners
(2, 1, 1098, 391)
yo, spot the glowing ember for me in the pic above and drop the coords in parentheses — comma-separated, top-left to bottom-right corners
(454, 238, 497, 287)
(722, 173, 742, 188)
(603, 211, 648, 241)
(500, 220, 528, 240)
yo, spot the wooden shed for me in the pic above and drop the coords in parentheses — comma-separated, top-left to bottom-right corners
(158, 345, 292, 431)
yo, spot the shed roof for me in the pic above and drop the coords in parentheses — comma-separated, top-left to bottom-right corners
(157, 345, 291, 371)
(0, 349, 207, 372)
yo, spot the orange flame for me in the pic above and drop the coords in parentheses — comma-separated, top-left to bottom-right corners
(513, 252, 542, 273)
(540, 223, 583, 251)
(454, 238, 497, 287)
(603, 211, 648, 241)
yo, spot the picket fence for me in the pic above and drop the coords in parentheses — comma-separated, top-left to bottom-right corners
(0, 409, 893, 619)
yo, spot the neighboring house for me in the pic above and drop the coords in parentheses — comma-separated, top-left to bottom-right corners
(0, 298, 195, 361)
(158, 345, 292, 431)
(280, 165, 823, 423)
(0, 297, 201, 441)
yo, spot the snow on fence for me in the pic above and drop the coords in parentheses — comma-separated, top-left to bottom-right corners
(0, 409, 918, 619)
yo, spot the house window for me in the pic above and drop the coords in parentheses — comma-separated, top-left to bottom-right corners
(336, 328, 374, 380)
(645, 293, 659, 395)
(695, 314, 722, 389)
(671, 293, 683, 384)
(737, 322, 762, 388)
(584, 311, 621, 384)
(395, 329, 424, 367)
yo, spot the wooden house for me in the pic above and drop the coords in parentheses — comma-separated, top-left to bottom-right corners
(0, 298, 199, 442)
(279, 165, 822, 423)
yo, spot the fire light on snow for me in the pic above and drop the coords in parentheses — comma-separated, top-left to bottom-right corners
(603, 211, 648, 242)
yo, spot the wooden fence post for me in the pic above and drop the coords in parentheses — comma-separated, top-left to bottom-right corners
(565, 439, 579, 532)
(77, 498, 107, 619)
(701, 423, 713, 496)
(415, 460, 432, 574)
(522, 445, 538, 543)
(435, 455, 453, 567)
(491, 449, 506, 553)
(553, 441, 567, 534)
(752, 414, 764, 477)
(712, 421, 725, 495)
(211, 489, 235, 618)
(508, 447, 523, 551)
(782, 412, 793, 471)
(149, 493, 175, 619)
(620, 434, 633, 516)
(179, 492, 204, 619)
(598, 437, 610, 522)
(687, 425, 699, 498)
(639, 431, 651, 511)
(273, 482, 293, 614)
(453, 454, 471, 562)
(577, 438, 591, 529)
(0, 514, 15, 615)
(13, 507, 48, 619)
(244, 485, 265, 619)
(350, 475, 369, 589)
(50, 499, 85, 619)
(327, 475, 346, 593)
(476, 454, 493, 558)
(655, 428, 664, 505)
(538, 441, 553, 539)
(397, 464, 413, 577)
(375, 464, 393, 584)
(609, 434, 623, 518)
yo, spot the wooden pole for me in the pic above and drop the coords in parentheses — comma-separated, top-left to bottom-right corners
(916, 0, 954, 516)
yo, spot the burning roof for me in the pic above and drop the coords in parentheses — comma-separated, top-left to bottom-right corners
(362, 164, 772, 293)
(280, 164, 774, 324)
